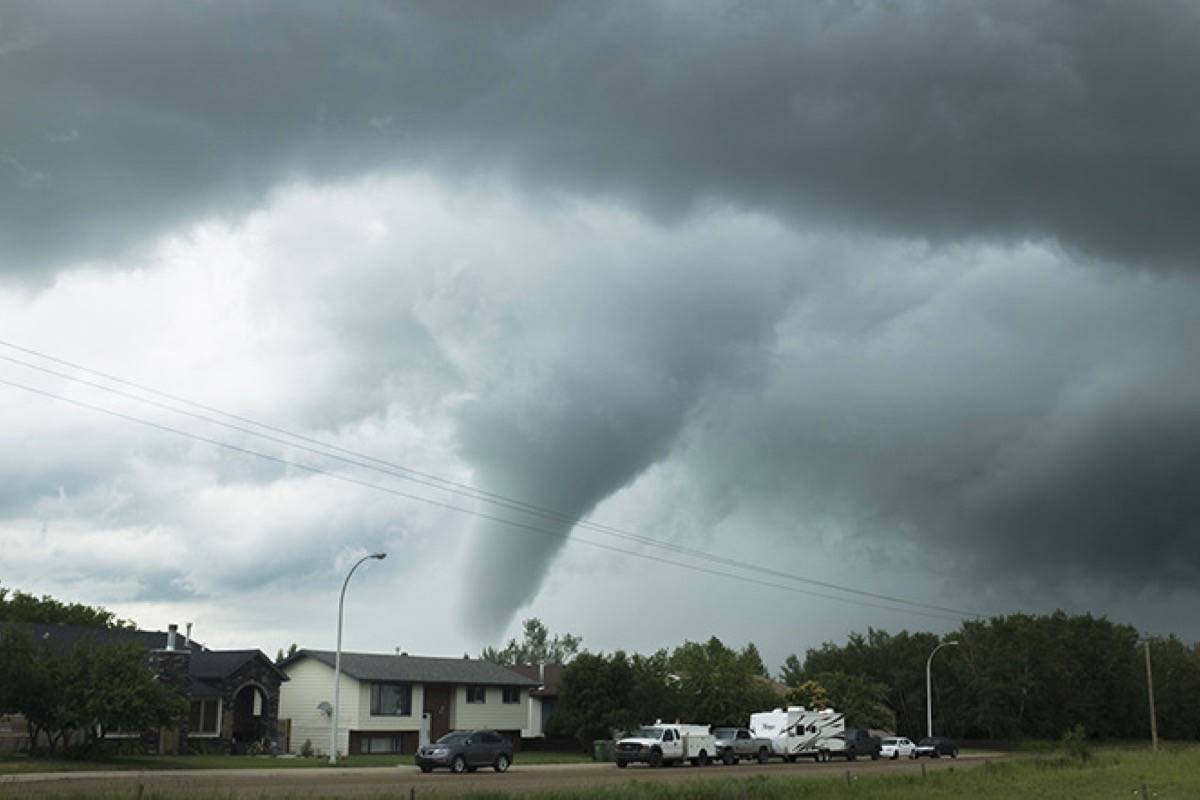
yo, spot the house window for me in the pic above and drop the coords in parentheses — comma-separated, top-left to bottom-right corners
(502, 686, 520, 704)
(189, 699, 221, 736)
(466, 685, 487, 704)
(370, 683, 412, 716)
(361, 735, 403, 754)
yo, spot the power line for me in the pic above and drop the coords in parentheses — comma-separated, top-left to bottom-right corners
(0, 339, 988, 619)
(0, 374, 970, 623)
(0, 350, 984, 619)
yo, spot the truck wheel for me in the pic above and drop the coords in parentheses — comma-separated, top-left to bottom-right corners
(721, 749, 735, 766)
(870, 752, 879, 761)
(698, 750, 710, 767)
(450, 755, 467, 774)
(494, 754, 510, 773)
(648, 750, 663, 768)
(847, 752, 857, 762)
(757, 748, 769, 764)
(616, 760, 628, 769)
(785, 755, 797, 764)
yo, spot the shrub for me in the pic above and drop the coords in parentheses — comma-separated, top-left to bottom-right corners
(1061, 724, 1091, 764)
(300, 738, 314, 758)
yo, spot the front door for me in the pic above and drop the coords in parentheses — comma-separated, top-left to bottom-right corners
(423, 684, 451, 741)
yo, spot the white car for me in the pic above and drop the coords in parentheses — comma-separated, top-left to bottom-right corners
(879, 737, 918, 759)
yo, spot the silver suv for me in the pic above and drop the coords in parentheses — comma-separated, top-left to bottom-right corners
(415, 729, 514, 774)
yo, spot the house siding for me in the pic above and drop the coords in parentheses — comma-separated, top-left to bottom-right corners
(279, 657, 425, 756)
(450, 686, 527, 733)
(278, 657, 359, 757)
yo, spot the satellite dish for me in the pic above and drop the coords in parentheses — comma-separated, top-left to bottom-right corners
(317, 701, 333, 717)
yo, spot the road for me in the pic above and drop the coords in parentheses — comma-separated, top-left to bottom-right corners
(1, 754, 999, 798)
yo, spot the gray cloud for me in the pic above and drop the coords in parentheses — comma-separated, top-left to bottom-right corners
(3, 1, 1199, 277)
(675, 246, 1200, 604)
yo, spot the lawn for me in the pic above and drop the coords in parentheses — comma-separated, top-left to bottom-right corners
(0, 749, 590, 775)
(460, 748, 1200, 799)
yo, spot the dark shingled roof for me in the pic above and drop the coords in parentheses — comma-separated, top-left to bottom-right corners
(0, 622, 285, 691)
(0, 621, 205, 653)
(285, 650, 540, 687)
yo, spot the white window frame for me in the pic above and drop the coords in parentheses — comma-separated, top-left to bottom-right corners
(501, 686, 521, 704)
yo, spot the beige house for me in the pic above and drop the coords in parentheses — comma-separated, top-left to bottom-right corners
(278, 650, 539, 756)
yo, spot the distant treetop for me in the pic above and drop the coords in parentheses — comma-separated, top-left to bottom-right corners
(0, 583, 135, 630)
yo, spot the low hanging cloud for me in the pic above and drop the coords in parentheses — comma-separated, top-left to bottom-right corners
(3, 1, 1200, 277)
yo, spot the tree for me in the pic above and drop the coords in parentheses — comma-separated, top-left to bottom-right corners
(481, 618, 583, 665)
(785, 679, 830, 710)
(0, 584, 133, 629)
(0, 632, 185, 755)
(275, 642, 298, 664)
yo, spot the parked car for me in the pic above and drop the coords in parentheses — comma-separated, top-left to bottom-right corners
(915, 736, 959, 758)
(711, 727, 773, 765)
(414, 729, 513, 774)
(825, 728, 881, 761)
(879, 737, 918, 759)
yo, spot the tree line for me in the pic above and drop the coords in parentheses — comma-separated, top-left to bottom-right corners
(788, 612, 1200, 741)
(494, 611, 1198, 744)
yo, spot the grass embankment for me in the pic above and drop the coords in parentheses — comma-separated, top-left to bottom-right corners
(460, 749, 1197, 800)
(0, 749, 588, 775)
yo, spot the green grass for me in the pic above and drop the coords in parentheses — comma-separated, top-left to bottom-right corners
(458, 749, 1200, 799)
(0, 749, 589, 774)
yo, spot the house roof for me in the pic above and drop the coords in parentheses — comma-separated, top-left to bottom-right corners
(0, 621, 205, 654)
(0, 622, 285, 687)
(510, 663, 565, 697)
(283, 649, 540, 687)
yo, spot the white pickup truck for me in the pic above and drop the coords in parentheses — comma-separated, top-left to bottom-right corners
(614, 723, 716, 768)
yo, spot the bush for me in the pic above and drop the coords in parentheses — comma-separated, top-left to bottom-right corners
(300, 738, 314, 758)
(1061, 724, 1091, 764)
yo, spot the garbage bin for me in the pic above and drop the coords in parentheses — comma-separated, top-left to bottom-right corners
(593, 739, 614, 761)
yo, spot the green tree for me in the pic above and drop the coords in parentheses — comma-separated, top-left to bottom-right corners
(275, 642, 298, 664)
(785, 679, 830, 710)
(481, 618, 583, 665)
(0, 584, 134, 629)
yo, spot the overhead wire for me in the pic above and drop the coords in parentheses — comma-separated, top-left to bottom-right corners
(0, 375, 970, 623)
(0, 339, 988, 620)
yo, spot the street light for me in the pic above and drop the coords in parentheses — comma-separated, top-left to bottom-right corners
(1141, 637, 1159, 753)
(329, 552, 386, 765)
(926, 640, 959, 739)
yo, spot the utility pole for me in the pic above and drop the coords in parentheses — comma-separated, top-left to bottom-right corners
(1143, 639, 1158, 753)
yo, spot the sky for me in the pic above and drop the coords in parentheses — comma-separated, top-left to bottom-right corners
(2, 1, 1199, 671)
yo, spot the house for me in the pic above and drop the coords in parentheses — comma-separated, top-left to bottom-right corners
(277, 649, 541, 756)
(0, 621, 287, 754)
(510, 663, 565, 739)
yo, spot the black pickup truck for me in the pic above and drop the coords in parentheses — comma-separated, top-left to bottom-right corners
(824, 728, 881, 761)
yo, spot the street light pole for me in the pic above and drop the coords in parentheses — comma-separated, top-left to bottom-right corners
(1143, 639, 1158, 753)
(329, 552, 386, 765)
(926, 641, 959, 739)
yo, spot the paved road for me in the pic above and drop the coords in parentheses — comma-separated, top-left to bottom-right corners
(1, 755, 999, 798)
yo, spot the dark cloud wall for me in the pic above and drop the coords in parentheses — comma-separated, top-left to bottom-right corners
(3, 0, 1200, 276)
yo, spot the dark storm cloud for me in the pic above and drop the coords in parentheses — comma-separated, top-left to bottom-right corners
(679, 250, 1200, 601)
(3, 0, 1200, 275)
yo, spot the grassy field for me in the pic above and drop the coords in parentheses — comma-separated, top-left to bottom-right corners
(457, 749, 1198, 800)
(0, 749, 589, 775)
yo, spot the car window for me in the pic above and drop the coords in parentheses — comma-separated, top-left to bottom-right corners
(663, 730, 674, 742)
(737, 730, 750, 740)
(481, 732, 500, 744)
